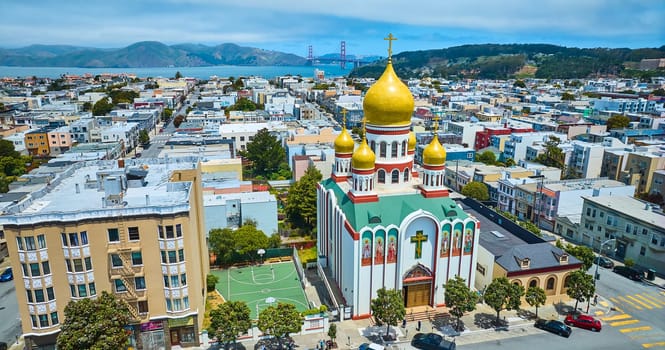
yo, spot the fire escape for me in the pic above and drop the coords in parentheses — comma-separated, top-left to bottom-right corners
(108, 217, 144, 320)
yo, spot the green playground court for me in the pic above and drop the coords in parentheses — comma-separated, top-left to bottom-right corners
(211, 261, 310, 319)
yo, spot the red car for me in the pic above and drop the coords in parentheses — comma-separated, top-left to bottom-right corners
(564, 313, 602, 332)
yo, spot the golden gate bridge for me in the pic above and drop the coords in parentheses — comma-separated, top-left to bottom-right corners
(306, 41, 374, 69)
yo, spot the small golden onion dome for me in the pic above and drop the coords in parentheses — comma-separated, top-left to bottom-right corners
(422, 135, 447, 166)
(408, 131, 417, 151)
(351, 139, 375, 170)
(362, 61, 415, 126)
(334, 128, 355, 154)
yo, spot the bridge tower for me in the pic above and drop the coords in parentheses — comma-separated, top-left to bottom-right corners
(307, 45, 313, 61)
(340, 41, 346, 69)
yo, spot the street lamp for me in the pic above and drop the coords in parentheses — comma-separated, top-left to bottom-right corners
(588, 238, 616, 312)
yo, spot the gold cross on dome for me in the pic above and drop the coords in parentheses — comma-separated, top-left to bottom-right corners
(341, 108, 347, 126)
(384, 33, 397, 59)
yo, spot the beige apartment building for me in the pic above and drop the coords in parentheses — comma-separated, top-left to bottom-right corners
(1, 158, 209, 349)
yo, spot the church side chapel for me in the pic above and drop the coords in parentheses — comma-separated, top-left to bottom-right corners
(317, 34, 480, 319)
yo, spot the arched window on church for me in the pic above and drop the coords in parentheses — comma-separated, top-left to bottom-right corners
(424, 173, 429, 186)
(378, 170, 386, 183)
(436, 174, 441, 186)
(402, 140, 407, 156)
(392, 170, 399, 183)
(403, 169, 409, 182)
(391, 141, 398, 158)
(370, 140, 376, 153)
(380, 142, 387, 157)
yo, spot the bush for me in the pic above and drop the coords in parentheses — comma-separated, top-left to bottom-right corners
(207, 273, 219, 292)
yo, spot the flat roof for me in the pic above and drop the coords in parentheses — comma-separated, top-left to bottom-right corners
(455, 201, 526, 257)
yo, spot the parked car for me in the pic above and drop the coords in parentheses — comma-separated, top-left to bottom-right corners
(534, 319, 572, 338)
(593, 256, 614, 268)
(0, 341, 7, 350)
(0, 268, 12, 282)
(359, 343, 385, 350)
(564, 313, 602, 331)
(612, 266, 643, 281)
(411, 332, 456, 350)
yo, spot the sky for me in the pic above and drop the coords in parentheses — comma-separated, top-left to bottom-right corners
(1, 0, 663, 57)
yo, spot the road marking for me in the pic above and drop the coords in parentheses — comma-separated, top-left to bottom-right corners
(594, 311, 604, 316)
(640, 293, 665, 307)
(618, 296, 644, 310)
(643, 341, 665, 348)
(635, 294, 663, 308)
(627, 295, 654, 309)
(620, 326, 652, 333)
(602, 314, 633, 321)
(610, 319, 640, 327)
(599, 301, 609, 307)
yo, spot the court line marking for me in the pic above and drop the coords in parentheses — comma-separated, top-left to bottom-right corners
(618, 296, 644, 310)
(642, 341, 665, 348)
(620, 326, 652, 333)
(610, 320, 640, 327)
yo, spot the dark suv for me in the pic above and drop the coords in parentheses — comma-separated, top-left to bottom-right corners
(612, 266, 642, 281)
(411, 333, 456, 350)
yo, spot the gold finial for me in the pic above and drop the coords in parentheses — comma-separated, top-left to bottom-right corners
(433, 115, 440, 137)
(341, 108, 347, 127)
(362, 116, 367, 141)
(384, 33, 397, 60)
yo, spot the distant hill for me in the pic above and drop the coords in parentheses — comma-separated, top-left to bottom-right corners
(350, 44, 665, 79)
(0, 41, 308, 67)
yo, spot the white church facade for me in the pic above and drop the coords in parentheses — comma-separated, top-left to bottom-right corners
(317, 35, 479, 319)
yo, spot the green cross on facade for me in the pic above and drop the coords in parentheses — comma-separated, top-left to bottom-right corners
(410, 230, 428, 259)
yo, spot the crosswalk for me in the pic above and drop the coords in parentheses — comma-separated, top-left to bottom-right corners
(602, 310, 665, 348)
(609, 291, 665, 312)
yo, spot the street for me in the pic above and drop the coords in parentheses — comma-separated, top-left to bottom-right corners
(0, 278, 21, 345)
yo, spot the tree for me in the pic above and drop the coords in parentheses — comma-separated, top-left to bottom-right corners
(175, 71, 183, 79)
(484, 277, 525, 325)
(475, 151, 496, 165)
(652, 88, 665, 96)
(173, 114, 186, 128)
(444, 275, 479, 330)
(561, 92, 576, 101)
(139, 129, 150, 145)
(208, 301, 252, 349)
(226, 97, 257, 112)
(56, 291, 131, 350)
(606, 114, 631, 130)
(285, 166, 322, 233)
(624, 257, 635, 268)
(209, 227, 236, 266)
(565, 270, 595, 312)
(525, 286, 547, 318)
(82, 101, 92, 112)
(562, 244, 595, 271)
(370, 288, 405, 340)
(207, 273, 219, 292)
(461, 181, 489, 201)
(208, 224, 269, 265)
(327, 322, 337, 344)
(163, 108, 173, 121)
(268, 233, 282, 248)
(257, 303, 304, 349)
(92, 97, 113, 116)
(513, 80, 526, 88)
(535, 136, 565, 170)
(239, 128, 287, 178)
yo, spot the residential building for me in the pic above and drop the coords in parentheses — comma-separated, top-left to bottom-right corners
(649, 170, 665, 197)
(24, 128, 51, 157)
(203, 184, 278, 236)
(622, 151, 665, 195)
(502, 132, 567, 164)
(579, 195, 665, 273)
(567, 141, 606, 179)
(46, 126, 74, 155)
(0, 158, 209, 349)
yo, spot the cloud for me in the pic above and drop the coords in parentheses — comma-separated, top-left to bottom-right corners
(0, 0, 662, 55)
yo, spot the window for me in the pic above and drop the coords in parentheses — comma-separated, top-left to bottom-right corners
(176, 224, 182, 237)
(30, 263, 40, 277)
(30, 315, 37, 328)
(80, 231, 88, 245)
(114, 279, 127, 293)
(642, 228, 648, 236)
(378, 170, 385, 183)
(391, 141, 398, 157)
(135, 277, 146, 290)
(166, 226, 174, 239)
(73, 259, 83, 272)
(391, 170, 399, 184)
(529, 280, 538, 288)
(166, 299, 172, 311)
(111, 254, 122, 267)
(171, 275, 179, 287)
(35, 289, 45, 303)
(640, 246, 646, 256)
(42, 261, 50, 275)
(168, 250, 177, 264)
(161, 251, 167, 264)
(47, 287, 54, 300)
(476, 263, 486, 276)
(27, 290, 34, 303)
(586, 208, 591, 216)
(60, 233, 68, 246)
(70, 284, 77, 298)
(380, 142, 386, 157)
(16, 237, 24, 250)
(128, 227, 140, 241)
(50, 312, 59, 325)
(25, 236, 36, 251)
(173, 298, 182, 311)
(37, 234, 46, 249)
(108, 228, 119, 242)
(138, 301, 149, 314)
(68, 233, 79, 246)
(178, 249, 184, 262)
(78, 284, 87, 297)
(180, 273, 187, 286)
(39, 314, 49, 328)
(84, 257, 92, 271)
(183, 296, 189, 309)
(21, 263, 28, 276)
(89, 283, 96, 296)
(158, 225, 164, 239)
(163, 275, 170, 287)
(546, 277, 555, 290)
(404, 170, 409, 182)
(132, 251, 143, 265)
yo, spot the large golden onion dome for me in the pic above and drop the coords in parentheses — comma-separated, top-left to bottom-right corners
(422, 135, 447, 166)
(334, 128, 355, 154)
(408, 131, 417, 151)
(351, 138, 375, 170)
(362, 61, 415, 126)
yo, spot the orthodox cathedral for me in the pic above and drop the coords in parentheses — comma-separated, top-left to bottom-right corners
(317, 35, 480, 319)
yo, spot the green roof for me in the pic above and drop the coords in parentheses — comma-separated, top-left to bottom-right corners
(321, 178, 468, 231)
